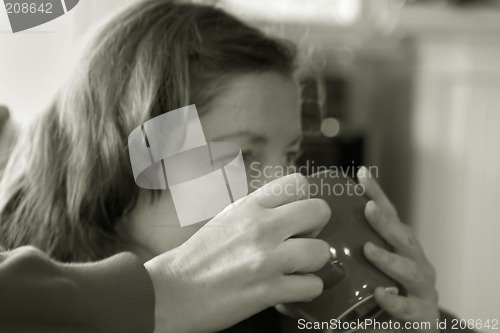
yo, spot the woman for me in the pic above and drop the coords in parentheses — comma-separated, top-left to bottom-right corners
(0, 0, 439, 331)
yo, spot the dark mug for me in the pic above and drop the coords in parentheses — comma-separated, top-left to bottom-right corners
(284, 170, 398, 324)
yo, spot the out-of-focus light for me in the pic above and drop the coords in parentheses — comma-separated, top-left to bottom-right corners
(220, 0, 361, 26)
(321, 117, 340, 138)
(343, 247, 351, 256)
(332, 0, 361, 25)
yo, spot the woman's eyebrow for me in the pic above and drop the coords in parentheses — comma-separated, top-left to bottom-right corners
(212, 132, 302, 146)
(212, 131, 268, 144)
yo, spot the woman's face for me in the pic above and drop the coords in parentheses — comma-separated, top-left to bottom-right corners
(116, 72, 302, 261)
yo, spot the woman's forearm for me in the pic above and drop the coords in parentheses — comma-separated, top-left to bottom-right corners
(0, 246, 155, 333)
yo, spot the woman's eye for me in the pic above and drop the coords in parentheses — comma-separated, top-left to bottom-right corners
(286, 150, 303, 165)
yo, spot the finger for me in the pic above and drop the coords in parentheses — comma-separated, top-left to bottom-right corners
(357, 167, 395, 215)
(274, 198, 331, 239)
(249, 173, 309, 208)
(275, 304, 302, 319)
(365, 200, 424, 260)
(300, 228, 323, 239)
(275, 238, 330, 274)
(373, 287, 421, 321)
(274, 274, 324, 304)
(364, 242, 431, 298)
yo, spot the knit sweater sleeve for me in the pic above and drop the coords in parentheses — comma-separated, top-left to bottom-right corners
(0, 246, 155, 333)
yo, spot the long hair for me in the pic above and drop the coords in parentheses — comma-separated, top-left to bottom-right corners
(0, 0, 296, 262)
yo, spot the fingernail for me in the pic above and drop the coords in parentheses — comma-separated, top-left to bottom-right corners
(365, 242, 378, 254)
(385, 287, 399, 295)
(366, 200, 376, 212)
(357, 166, 366, 179)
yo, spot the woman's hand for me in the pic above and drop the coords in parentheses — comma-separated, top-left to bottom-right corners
(145, 173, 332, 333)
(358, 167, 439, 332)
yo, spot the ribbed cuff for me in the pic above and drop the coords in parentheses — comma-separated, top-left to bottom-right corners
(61, 252, 155, 333)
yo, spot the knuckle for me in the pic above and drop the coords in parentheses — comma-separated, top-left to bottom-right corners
(250, 250, 274, 274)
(388, 300, 404, 314)
(409, 265, 425, 283)
(249, 226, 267, 245)
(245, 215, 270, 243)
(403, 225, 418, 247)
(388, 298, 417, 321)
(384, 294, 404, 314)
(378, 210, 390, 225)
(284, 172, 307, 189)
(391, 224, 417, 249)
(402, 303, 417, 320)
(419, 266, 437, 291)
(234, 193, 251, 207)
(380, 250, 395, 266)
(255, 282, 279, 308)
(243, 190, 260, 206)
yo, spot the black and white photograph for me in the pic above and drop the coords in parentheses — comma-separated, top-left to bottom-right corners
(0, 0, 499, 332)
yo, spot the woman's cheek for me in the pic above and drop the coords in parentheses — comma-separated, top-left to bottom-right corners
(118, 190, 200, 259)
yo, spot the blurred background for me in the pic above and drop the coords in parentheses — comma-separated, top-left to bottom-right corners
(1, 0, 499, 326)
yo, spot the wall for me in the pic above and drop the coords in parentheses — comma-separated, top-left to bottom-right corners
(0, 0, 138, 125)
(0, 4, 74, 125)
(410, 34, 500, 322)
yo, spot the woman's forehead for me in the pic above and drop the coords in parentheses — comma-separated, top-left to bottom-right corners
(200, 72, 302, 142)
